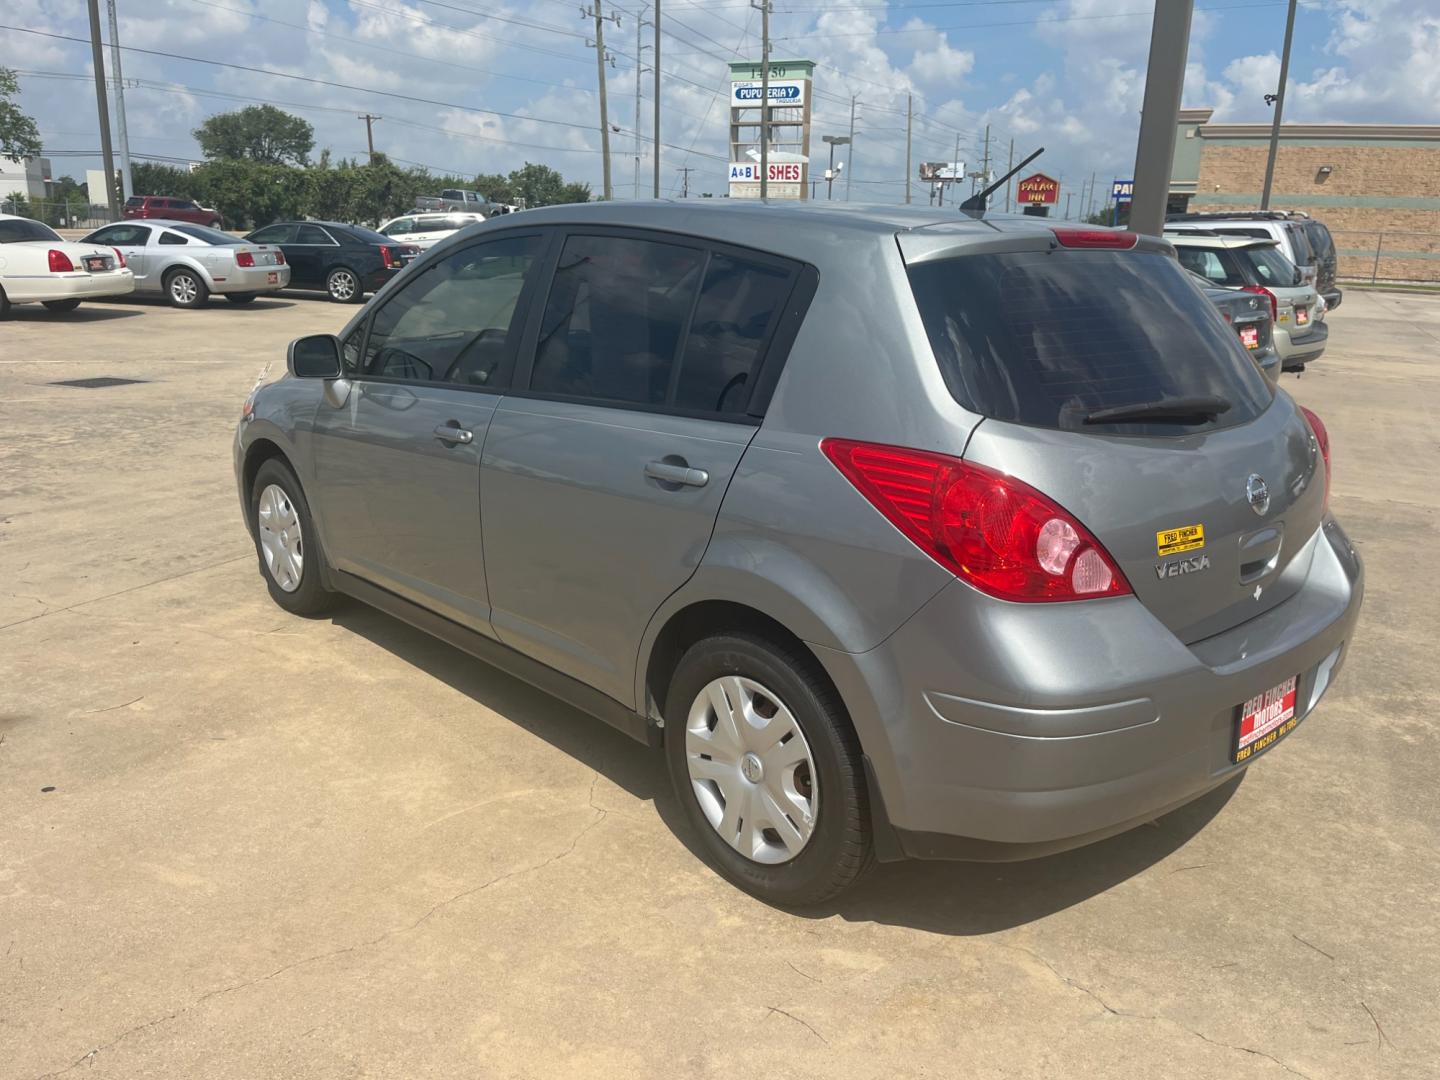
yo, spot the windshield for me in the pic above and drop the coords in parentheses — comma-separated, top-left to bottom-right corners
(0, 218, 63, 244)
(907, 248, 1273, 435)
(171, 223, 240, 245)
(1239, 245, 1300, 287)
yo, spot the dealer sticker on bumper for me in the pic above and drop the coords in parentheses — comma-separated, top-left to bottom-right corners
(1234, 675, 1299, 763)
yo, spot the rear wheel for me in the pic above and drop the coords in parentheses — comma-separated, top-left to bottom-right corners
(664, 633, 873, 905)
(226, 293, 258, 305)
(43, 299, 82, 313)
(326, 267, 362, 304)
(164, 267, 209, 309)
(0, 286, 9, 320)
(249, 458, 336, 616)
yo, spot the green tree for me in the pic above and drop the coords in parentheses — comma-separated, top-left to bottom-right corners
(194, 105, 314, 166)
(0, 67, 42, 164)
(506, 162, 592, 207)
(472, 172, 516, 204)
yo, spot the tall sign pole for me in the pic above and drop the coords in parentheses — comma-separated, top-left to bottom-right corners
(106, 0, 132, 201)
(86, 0, 119, 218)
(1260, 0, 1298, 210)
(1128, 0, 1194, 236)
(653, 0, 662, 197)
(753, 0, 771, 199)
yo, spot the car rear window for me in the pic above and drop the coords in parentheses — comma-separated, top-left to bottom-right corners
(125, 196, 144, 208)
(1237, 245, 1299, 287)
(344, 225, 393, 245)
(172, 224, 239, 245)
(907, 249, 1273, 435)
(0, 219, 63, 244)
(1284, 224, 1313, 265)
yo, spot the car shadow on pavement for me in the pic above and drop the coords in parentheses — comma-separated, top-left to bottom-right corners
(331, 601, 1241, 935)
(3, 306, 146, 322)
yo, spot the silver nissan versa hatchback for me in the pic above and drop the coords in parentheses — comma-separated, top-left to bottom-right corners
(235, 201, 1363, 905)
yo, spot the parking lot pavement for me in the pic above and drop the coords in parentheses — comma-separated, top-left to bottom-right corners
(2, 290, 1436, 1080)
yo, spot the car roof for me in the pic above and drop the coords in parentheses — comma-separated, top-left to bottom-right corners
(1164, 232, 1278, 249)
(102, 219, 221, 230)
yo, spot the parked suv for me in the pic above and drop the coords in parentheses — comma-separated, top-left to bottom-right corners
(1166, 211, 1341, 311)
(123, 195, 223, 229)
(235, 203, 1363, 904)
(1167, 232, 1327, 372)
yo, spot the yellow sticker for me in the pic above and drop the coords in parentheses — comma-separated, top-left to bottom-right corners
(1157, 524, 1205, 557)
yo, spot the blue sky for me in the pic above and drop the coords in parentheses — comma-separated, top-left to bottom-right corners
(2, 0, 1434, 205)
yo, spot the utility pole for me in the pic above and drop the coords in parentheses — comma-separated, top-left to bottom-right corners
(105, 0, 132, 201)
(845, 95, 856, 201)
(633, 4, 650, 197)
(1004, 138, 1014, 213)
(676, 166, 692, 197)
(1260, 0, 1297, 210)
(1064, 191, 1073, 220)
(1129, 0, 1194, 235)
(1086, 170, 1096, 219)
(358, 114, 381, 163)
(979, 123, 990, 196)
(584, 0, 619, 200)
(952, 131, 961, 203)
(752, 0, 772, 199)
(652, 0, 661, 197)
(904, 94, 913, 205)
(86, 0, 119, 219)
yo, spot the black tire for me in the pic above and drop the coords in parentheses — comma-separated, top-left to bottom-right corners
(226, 293, 258, 305)
(164, 267, 209, 309)
(248, 458, 337, 617)
(326, 267, 363, 304)
(1, 286, 13, 319)
(664, 632, 873, 906)
(43, 299, 82, 313)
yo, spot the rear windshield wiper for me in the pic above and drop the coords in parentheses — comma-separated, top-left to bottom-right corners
(1083, 395, 1232, 425)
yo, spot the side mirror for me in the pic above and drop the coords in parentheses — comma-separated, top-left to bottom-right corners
(288, 334, 342, 378)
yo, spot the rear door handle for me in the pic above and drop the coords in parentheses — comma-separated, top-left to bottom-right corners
(645, 460, 709, 488)
(433, 423, 473, 445)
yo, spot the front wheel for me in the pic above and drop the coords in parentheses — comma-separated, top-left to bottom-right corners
(326, 267, 363, 304)
(664, 633, 873, 905)
(226, 293, 258, 305)
(249, 458, 337, 616)
(43, 299, 82, 313)
(0, 287, 9, 320)
(165, 268, 209, 309)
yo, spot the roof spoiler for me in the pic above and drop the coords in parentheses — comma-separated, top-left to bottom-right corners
(959, 146, 1044, 217)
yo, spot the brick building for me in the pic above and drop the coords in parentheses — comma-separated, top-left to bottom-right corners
(1169, 108, 1440, 282)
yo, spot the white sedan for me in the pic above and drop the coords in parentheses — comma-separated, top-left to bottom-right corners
(0, 213, 135, 317)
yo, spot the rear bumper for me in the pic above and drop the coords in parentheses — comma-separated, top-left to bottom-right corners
(212, 265, 291, 294)
(2, 270, 135, 303)
(816, 517, 1363, 860)
(1276, 320, 1328, 368)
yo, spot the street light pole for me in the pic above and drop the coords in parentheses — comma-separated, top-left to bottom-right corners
(1260, 0, 1298, 210)
(823, 134, 849, 201)
(86, 0, 119, 219)
(106, 0, 132, 201)
(652, 0, 661, 197)
(845, 95, 856, 201)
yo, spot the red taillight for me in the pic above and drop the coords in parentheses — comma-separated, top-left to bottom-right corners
(1298, 406, 1331, 509)
(381, 245, 397, 269)
(1243, 284, 1278, 321)
(48, 249, 75, 273)
(821, 439, 1132, 602)
(112, 247, 126, 268)
(235, 250, 255, 267)
(1050, 227, 1139, 250)
(273, 249, 285, 265)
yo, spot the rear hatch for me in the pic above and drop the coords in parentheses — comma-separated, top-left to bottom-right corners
(902, 229, 1326, 644)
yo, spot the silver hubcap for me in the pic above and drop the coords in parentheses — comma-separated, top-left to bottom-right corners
(256, 484, 303, 592)
(171, 275, 198, 304)
(330, 272, 356, 300)
(685, 676, 818, 865)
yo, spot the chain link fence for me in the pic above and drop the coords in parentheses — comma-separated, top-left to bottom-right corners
(1, 195, 118, 230)
(1332, 230, 1440, 286)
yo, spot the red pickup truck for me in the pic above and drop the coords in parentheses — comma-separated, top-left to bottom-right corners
(123, 196, 224, 228)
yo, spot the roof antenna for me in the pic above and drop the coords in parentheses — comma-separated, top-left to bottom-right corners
(960, 146, 1044, 217)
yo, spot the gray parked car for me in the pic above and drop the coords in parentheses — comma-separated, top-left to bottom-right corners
(1192, 273, 1280, 382)
(82, 220, 289, 307)
(235, 203, 1363, 904)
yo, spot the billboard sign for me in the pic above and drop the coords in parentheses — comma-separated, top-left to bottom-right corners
(1016, 172, 1060, 204)
(729, 162, 804, 183)
(730, 80, 807, 109)
(918, 161, 965, 182)
(1111, 179, 1134, 200)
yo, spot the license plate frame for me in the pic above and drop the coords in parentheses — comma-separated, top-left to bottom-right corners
(267, 271, 279, 284)
(1295, 306, 1309, 325)
(1239, 325, 1259, 350)
(1233, 675, 1299, 764)
(84, 255, 108, 272)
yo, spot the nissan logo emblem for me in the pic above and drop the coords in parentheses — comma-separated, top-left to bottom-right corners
(1246, 474, 1271, 516)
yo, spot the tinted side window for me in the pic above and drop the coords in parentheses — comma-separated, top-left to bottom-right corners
(248, 224, 295, 244)
(1176, 247, 1242, 286)
(296, 225, 333, 244)
(92, 224, 150, 245)
(358, 234, 540, 387)
(531, 235, 705, 406)
(673, 253, 791, 414)
(383, 219, 412, 236)
(158, 231, 189, 245)
(1285, 224, 1313, 264)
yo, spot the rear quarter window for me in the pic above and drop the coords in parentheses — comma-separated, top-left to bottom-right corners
(907, 249, 1274, 435)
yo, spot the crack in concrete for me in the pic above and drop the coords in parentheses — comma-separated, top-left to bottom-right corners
(1002, 943, 1315, 1079)
(1291, 933, 1335, 962)
(764, 1005, 828, 1045)
(29, 775, 609, 1079)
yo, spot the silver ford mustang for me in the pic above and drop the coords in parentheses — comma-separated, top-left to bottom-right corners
(82, 219, 290, 308)
(234, 200, 1364, 904)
